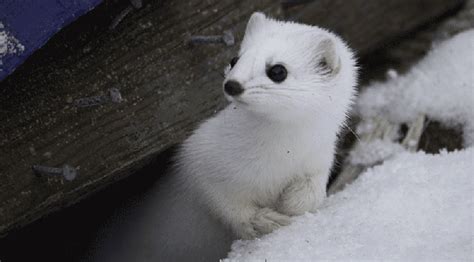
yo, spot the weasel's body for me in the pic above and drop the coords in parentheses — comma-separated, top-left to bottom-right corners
(176, 12, 357, 239)
(89, 12, 357, 262)
(176, 104, 337, 238)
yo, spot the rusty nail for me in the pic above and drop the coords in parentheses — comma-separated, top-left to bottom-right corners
(187, 30, 235, 47)
(109, 0, 143, 30)
(74, 88, 123, 108)
(32, 164, 78, 181)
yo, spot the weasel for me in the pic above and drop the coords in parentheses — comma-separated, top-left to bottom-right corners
(175, 12, 357, 239)
(89, 12, 357, 262)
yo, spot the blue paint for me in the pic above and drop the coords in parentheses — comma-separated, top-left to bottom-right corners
(0, 0, 102, 82)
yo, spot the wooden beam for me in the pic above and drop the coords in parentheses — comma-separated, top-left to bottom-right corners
(0, 0, 465, 236)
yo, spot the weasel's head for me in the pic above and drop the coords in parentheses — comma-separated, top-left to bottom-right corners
(224, 12, 357, 123)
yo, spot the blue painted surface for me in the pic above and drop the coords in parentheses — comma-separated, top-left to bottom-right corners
(0, 0, 102, 82)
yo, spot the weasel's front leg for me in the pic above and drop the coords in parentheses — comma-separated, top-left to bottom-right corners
(208, 192, 290, 239)
(230, 205, 290, 239)
(250, 207, 291, 236)
(277, 174, 327, 216)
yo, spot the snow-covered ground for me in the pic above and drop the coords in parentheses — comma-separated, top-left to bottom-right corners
(0, 22, 24, 72)
(225, 30, 474, 261)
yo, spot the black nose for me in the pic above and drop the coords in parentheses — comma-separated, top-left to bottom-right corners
(224, 80, 244, 96)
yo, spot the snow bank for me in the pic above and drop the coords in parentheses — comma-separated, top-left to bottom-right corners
(225, 30, 474, 261)
(349, 139, 405, 166)
(357, 29, 474, 146)
(226, 149, 473, 261)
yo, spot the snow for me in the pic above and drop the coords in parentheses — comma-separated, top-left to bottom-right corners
(349, 139, 405, 166)
(386, 68, 398, 79)
(225, 30, 474, 261)
(226, 149, 473, 261)
(0, 22, 25, 72)
(357, 29, 474, 147)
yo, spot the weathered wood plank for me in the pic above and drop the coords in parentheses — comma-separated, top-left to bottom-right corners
(291, 0, 466, 55)
(328, 115, 426, 195)
(0, 0, 465, 235)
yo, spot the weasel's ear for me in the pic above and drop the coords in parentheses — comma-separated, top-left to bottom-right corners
(315, 38, 341, 75)
(245, 12, 267, 35)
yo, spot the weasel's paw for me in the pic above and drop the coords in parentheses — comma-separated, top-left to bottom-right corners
(277, 177, 322, 216)
(250, 208, 290, 236)
(233, 222, 258, 240)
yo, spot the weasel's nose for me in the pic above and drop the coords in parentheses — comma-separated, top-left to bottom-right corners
(224, 80, 244, 96)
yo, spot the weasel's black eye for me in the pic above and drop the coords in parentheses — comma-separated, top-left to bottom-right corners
(267, 64, 287, 83)
(230, 57, 239, 68)
(318, 58, 328, 69)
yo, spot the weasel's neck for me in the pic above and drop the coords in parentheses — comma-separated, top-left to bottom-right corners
(222, 103, 329, 140)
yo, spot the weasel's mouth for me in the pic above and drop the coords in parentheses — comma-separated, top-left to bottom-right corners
(232, 97, 249, 106)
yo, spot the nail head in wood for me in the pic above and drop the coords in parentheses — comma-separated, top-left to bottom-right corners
(32, 164, 78, 181)
(187, 30, 235, 47)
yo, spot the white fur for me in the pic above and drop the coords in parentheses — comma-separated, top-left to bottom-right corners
(176, 12, 358, 239)
(88, 13, 358, 262)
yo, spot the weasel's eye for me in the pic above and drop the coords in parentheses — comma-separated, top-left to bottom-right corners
(267, 64, 287, 83)
(318, 59, 328, 69)
(230, 57, 239, 68)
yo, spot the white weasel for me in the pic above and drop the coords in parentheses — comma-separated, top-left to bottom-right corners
(89, 12, 357, 262)
(176, 12, 357, 239)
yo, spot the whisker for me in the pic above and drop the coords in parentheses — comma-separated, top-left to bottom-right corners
(210, 68, 226, 78)
(247, 85, 315, 94)
(272, 88, 315, 94)
(340, 122, 361, 142)
(244, 85, 359, 141)
(311, 103, 362, 142)
(246, 91, 293, 99)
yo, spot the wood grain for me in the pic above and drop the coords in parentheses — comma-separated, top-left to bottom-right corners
(0, 0, 465, 235)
